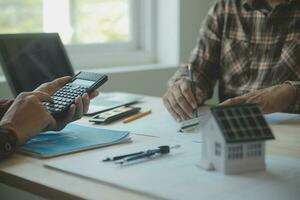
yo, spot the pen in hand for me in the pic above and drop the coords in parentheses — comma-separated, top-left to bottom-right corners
(188, 64, 198, 118)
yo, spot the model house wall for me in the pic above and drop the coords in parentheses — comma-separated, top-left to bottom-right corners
(224, 142, 266, 174)
(200, 104, 274, 175)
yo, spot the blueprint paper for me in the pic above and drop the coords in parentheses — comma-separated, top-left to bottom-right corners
(86, 111, 182, 137)
(46, 139, 300, 200)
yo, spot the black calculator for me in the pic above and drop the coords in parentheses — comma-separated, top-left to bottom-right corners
(43, 71, 108, 118)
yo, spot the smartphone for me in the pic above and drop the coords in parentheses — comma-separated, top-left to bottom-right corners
(43, 71, 108, 118)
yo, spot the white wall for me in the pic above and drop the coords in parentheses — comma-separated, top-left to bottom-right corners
(179, 0, 214, 63)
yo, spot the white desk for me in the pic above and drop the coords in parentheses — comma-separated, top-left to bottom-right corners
(0, 95, 300, 199)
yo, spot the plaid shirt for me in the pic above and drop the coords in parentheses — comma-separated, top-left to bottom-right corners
(169, 0, 300, 113)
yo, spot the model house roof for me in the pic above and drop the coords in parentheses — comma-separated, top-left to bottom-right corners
(210, 104, 275, 143)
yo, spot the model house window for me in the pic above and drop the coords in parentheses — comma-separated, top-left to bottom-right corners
(246, 143, 262, 157)
(228, 145, 243, 160)
(0, 0, 155, 68)
(215, 142, 221, 156)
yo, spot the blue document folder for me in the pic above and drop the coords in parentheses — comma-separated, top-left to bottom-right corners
(18, 124, 130, 158)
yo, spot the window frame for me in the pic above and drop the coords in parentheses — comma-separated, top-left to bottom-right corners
(65, 0, 157, 69)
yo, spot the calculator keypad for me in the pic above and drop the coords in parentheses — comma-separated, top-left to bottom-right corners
(43, 83, 88, 117)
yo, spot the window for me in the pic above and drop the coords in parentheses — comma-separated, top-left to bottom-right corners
(45, 0, 130, 45)
(228, 145, 243, 160)
(0, 0, 156, 69)
(0, 0, 129, 44)
(215, 142, 221, 156)
(246, 143, 262, 158)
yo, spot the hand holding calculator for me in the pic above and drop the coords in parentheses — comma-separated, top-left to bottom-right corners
(43, 72, 108, 118)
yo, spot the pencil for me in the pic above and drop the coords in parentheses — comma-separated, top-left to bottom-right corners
(123, 110, 152, 123)
(188, 64, 198, 118)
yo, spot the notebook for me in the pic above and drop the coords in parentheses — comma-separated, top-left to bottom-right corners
(18, 124, 130, 158)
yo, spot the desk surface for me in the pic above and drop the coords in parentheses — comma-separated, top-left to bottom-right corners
(0, 95, 300, 200)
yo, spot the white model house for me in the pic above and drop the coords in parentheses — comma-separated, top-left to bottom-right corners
(199, 104, 274, 174)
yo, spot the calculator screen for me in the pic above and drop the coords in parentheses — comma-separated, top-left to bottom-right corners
(72, 79, 95, 87)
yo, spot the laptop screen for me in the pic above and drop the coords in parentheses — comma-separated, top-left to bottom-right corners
(0, 33, 74, 96)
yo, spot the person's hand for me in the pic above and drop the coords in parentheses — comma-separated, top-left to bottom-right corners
(219, 84, 296, 113)
(163, 79, 207, 122)
(0, 91, 56, 145)
(35, 76, 99, 130)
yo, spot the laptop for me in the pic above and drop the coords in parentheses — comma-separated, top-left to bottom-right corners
(0, 33, 74, 97)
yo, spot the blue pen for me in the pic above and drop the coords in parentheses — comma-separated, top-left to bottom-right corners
(188, 64, 198, 118)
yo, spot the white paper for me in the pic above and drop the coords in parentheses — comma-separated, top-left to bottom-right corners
(46, 139, 300, 200)
(87, 92, 143, 115)
(86, 112, 182, 137)
(265, 113, 300, 124)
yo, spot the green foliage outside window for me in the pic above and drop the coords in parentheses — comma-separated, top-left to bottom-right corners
(0, 0, 129, 44)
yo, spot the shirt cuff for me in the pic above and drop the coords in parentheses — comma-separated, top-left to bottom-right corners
(0, 126, 18, 159)
(284, 81, 300, 113)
